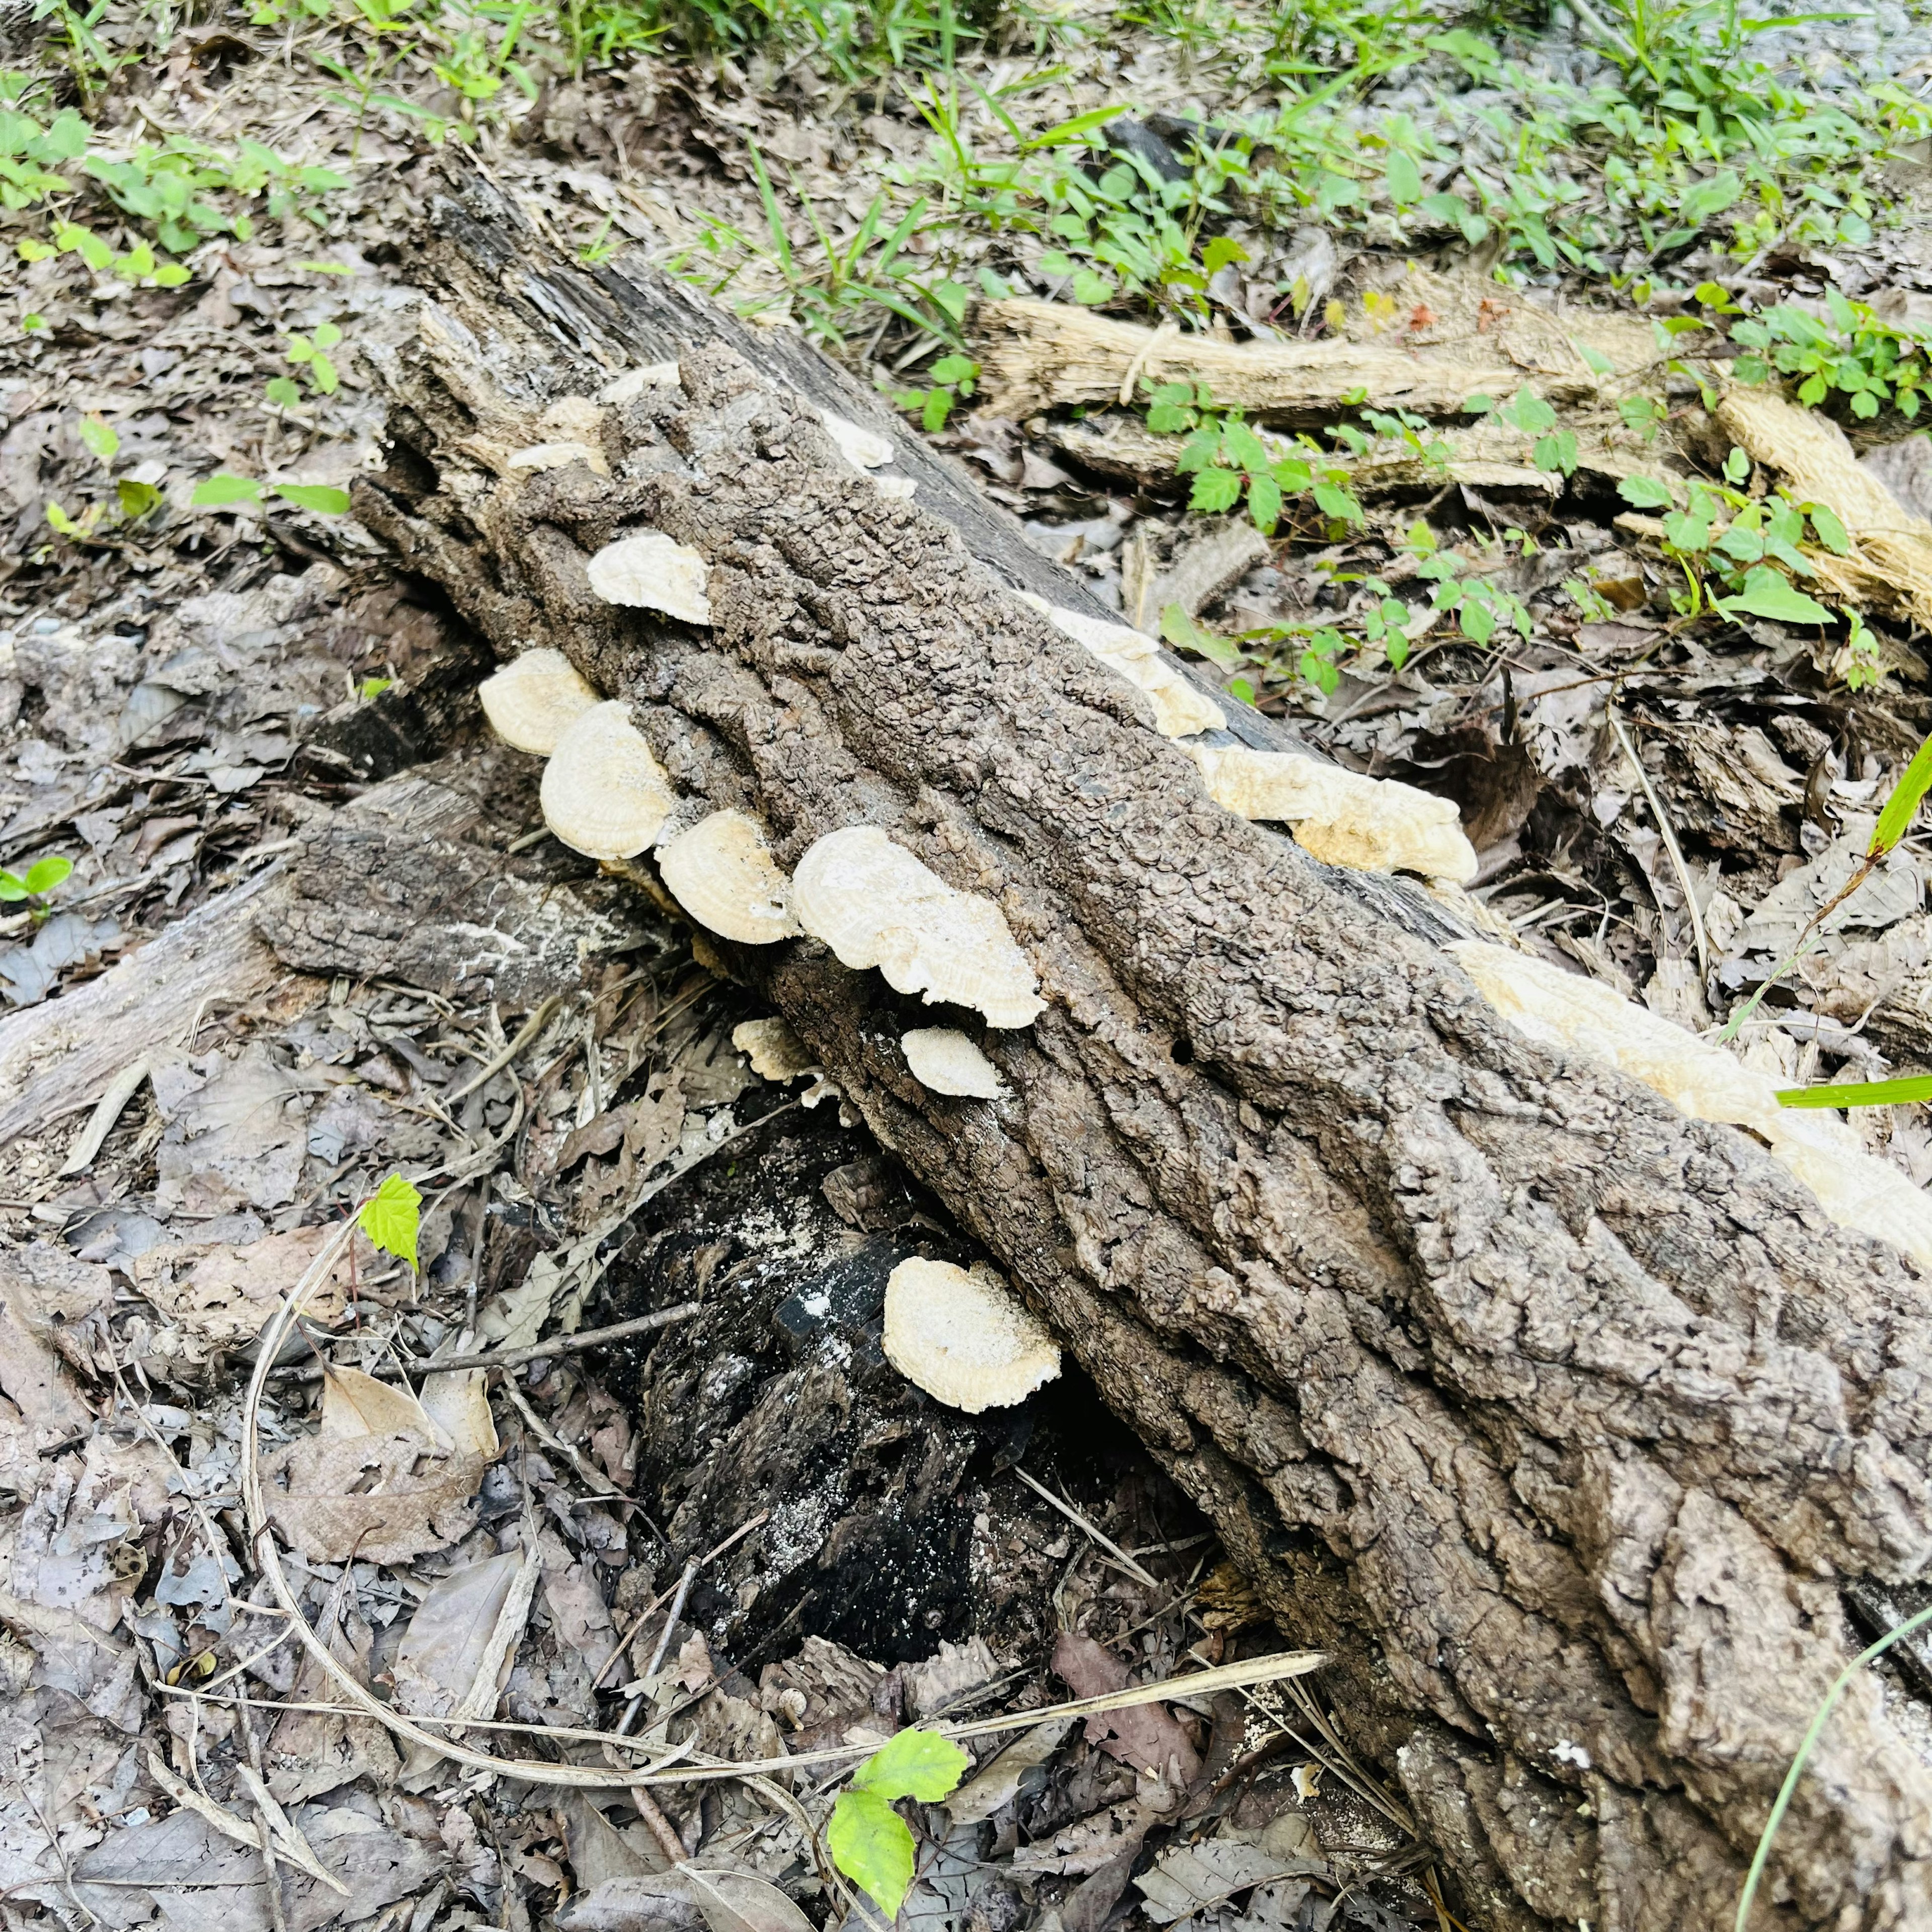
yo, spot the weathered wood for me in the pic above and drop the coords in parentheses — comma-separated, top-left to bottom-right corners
(0, 744, 639, 1151)
(352, 163, 1932, 1932)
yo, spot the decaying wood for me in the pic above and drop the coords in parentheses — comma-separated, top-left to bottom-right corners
(0, 744, 641, 1153)
(975, 294, 1656, 422)
(348, 166, 1932, 1932)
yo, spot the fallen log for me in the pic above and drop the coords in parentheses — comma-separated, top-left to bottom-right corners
(352, 163, 1932, 1932)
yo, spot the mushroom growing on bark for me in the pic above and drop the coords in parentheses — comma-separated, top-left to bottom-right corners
(539, 701, 678, 860)
(477, 648, 601, 755)
(1019, 594, 1225, 739)
(656, 811, 801, 944)
(819, 411, 894, 470)
(901, 1027, 1006, 1099)
(882, 1257, 1061, 1412)
(1190, 744, 1478, 884)
(1454, 940, 1932, 1266)
(586, 530, 713, 623)
(790, 826, 1044, 1029)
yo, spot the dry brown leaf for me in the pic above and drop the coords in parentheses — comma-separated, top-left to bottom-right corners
(264, 1431, 486, 1564)
(319, 1365, 437, 1441)
(1052, 1632, 1201, 1785)
(129, 1226, 351, 1350)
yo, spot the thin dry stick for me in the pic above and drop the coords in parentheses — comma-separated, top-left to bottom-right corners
(446, 992, 568, 1104)
(1607, 702, 1710, 979)
(234, 1692, 290, 1932)
(616, 1557, 700, 1737)
(1012, 1466, 1161, 1589)
(389, 1303, 703, 1379)
(594, 1512, 770, 1691)
(500, 1375, 629, 1501)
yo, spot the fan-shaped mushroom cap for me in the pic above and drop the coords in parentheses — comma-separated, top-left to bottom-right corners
(874, 475, 918, 501)
(1453, 940, 1932, 1268)
(478, 649, 601, 755)
(598, 362, 682, 403)
(731, 1017, 817, 1082)
(1020, 594, 1225, 739)
(506, 440, 608, 476)
(540, 701, 677, 860)
(790, 826, 1044, 1029)
(657, 811, 801, 944)
(539, 395, 606, 441)
(1190, 745, 1477, 885)
(820, 411, 895, 470)
(902, 1027, 1005, 1099)
(586, 530, 712, 623)
(883, 1258, 1060, 1413)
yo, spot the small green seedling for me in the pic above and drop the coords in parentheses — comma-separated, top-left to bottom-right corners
(358, 676, 393, 700)
(357, 1172, 422, 1272)
(1740, 728, 1932, 1058)
(1465, 385, 1577, 478)
(827, 1726, 968, 1918)
(267, 320, 343, 409)
(0, 854, 72, 914)
(893, 353, 978, 433)
(192, 472, 352, 515)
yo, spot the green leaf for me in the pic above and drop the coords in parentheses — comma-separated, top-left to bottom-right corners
(359, 676, 393, 700)
(921, 387, 951, 434)
(1777, 1075, 1932, 1108)
(1807, 503, 1851, 555)
(930, 355, 977, 386)
(1619, 475, 1675, 509)
(1502, 386, 1557, 436)
(22, 855, 71, 895)
(193, 472, 264, 507)
(1200, 235, 1249, 276)
(265, 376, 302, 410)
(79, 414, 119, 462)
(828, 1790, 914, 1918)
(1532, 430, 1578, 476)
(1070, 268, 1114, 306)
(117, 478, 162, 518)
(1311, 479, 1362, 524)
(852, 1727, 969, 1801)
(1384, 150, 1422, 205)
(357, 1172, 422, 1271)
(1715, 567, 1834, 626)
(273, 483, 352, 515)
(1869, 730, 1932, 857)
(1188, 467, 1243, 515)
(0, 873, 25, 902)
(1247, 473, 1282, 534)
(1161, 603, 1245, 668)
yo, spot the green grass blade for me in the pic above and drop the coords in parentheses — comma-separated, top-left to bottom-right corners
(1869, 729, 1932, 857)
(745, 141, 792, 278)
(1737, 1603, 1932, 1931)
(1775, 1075, 1932, 1108)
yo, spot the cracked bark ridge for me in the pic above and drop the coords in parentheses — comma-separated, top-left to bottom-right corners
(356, 266, 1932, 1930)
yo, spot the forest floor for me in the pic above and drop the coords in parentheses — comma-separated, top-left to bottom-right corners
(11, 0, 1932, 1926)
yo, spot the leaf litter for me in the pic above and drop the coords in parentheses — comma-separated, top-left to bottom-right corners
(16, 0, 1932, 1928)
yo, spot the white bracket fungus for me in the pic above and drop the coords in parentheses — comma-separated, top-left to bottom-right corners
(539, 701, 678, 861)
(1019, 593, 1226, 739)
(586, 530, 713, 624)
(1452, 940, 1932, 1268)
(731, 1017, 840, 1107)
(791, 826, 1044, 1029)
(656, 810, 801, 944)
(1191, 745, 1478, 886)
(477, 648, 601, 755)
(882, 1257, 1061, 1412)
(731, 1017, 817, 1082)
(505, 440, 609, 477)
(819, 410, 895, 471)
(597, 362, 683, 404)
(901, 1027, 1006, 1099)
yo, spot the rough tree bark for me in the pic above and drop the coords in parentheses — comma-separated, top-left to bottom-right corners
(351, 162, 1932, 1932)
